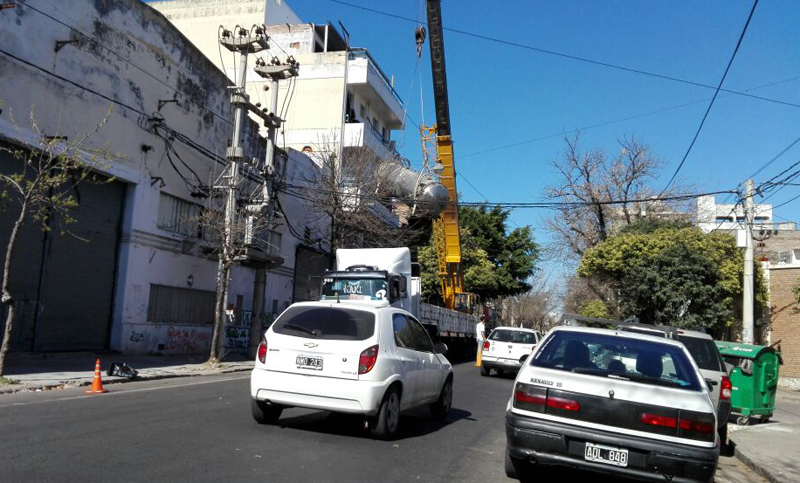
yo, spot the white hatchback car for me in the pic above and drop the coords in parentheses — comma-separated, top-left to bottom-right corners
(250, 301, 453, 439)
(481, 327, 541, 376)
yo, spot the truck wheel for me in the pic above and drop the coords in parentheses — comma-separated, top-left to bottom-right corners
(370, 387, 401, 440)
(480, 365, 490, 377)
(430, 377, 453, 420)
(251, 399, 283, 424)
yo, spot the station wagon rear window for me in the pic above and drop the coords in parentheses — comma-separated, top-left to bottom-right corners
(489, 329, 537, 344)
(531, 331, 701, 391)
(272, 306, 375, 341)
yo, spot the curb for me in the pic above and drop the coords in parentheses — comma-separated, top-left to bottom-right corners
(0, 366, 252, 395)
(734, 445, 783, 483)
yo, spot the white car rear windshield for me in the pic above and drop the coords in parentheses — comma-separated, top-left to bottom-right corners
(531, 331, 701, 391)
(489, 329, 537, 344)
(678, 335, 723, 372)
(272, 306, 375, 341)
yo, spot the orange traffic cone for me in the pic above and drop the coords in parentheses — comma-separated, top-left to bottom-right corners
(86, 358, 108, 394)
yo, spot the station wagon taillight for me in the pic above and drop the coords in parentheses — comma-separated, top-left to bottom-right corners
(641, 412, 715, 440)
(513, 383, 580, 413)
(257, 336, 267, 364)
(483, 341, 490, 351)
(359, 345, 379, 375)
(720, 375, 732, 400)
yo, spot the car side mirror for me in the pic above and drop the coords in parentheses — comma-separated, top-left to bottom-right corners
(435, 342, 448, 355)
(399, 276, 408, 299)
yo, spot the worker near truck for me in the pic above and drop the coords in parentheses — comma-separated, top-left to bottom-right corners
(476, 315, 487, 358)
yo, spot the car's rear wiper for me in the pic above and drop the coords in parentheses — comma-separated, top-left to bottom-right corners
(571, 367, 605, 375)
(282, 323, 318, 337)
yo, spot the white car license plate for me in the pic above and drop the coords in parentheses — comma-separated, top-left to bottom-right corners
(296, 355, 323, 370)
(584, 442, 628, 467)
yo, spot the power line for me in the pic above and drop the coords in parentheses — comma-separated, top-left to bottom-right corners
(325, 0, 798, 110)
(772, 191, 800, 210)
(658, 0, 760, 197)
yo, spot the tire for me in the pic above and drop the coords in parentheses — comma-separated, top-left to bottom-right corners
(718, 423, 728, 452)
(251, 399, 283, 424)
(430, 377, 453, 420)
(737, 415, 750, 426)
(505, 450, 531, 481)
(370, 386, 401, 440)
(480, 365, 490, 377)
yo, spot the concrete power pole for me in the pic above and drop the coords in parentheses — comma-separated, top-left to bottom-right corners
(743, 178, 755, 344)
(210, 26, 269, 362)
(246, 56, 299, 357)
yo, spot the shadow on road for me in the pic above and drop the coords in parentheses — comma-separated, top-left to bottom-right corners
(275, 405, 474, 440)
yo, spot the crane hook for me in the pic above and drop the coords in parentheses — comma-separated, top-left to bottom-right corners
(415, 25, 427, 57)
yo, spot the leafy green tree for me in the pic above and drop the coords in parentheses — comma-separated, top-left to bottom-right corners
(419, 205, 539, 303)
(579, 299, 611, 319)
(578, 221, 767, 331)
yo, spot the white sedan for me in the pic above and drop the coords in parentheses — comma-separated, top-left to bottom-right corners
(481, 327, 541, 376)
(250, 301, 453, 439)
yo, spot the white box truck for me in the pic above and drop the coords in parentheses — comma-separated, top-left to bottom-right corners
(319, 247, 478, 358)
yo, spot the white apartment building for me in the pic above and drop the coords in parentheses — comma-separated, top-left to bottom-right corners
(695, 195, 790, 233)
(150, 1, 406, 164)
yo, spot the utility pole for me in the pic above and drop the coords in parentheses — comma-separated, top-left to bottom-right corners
(247, 55, 299, 357)
(209, 25, 269, 363)
(743, 178, 755, 344)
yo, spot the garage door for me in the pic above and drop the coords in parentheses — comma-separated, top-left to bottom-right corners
(0, 146, 124, 351)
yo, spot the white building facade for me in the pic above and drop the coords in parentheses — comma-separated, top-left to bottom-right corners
(0, 0, 323, 355)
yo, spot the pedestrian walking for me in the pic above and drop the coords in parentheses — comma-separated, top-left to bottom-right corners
(476, 315, 487, 359)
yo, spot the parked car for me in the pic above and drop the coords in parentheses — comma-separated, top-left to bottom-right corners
(250, 301, 453, 440)
(481, 327, 541, 377)
(506, 326, 719, 483)
(616, 323, 733, 444)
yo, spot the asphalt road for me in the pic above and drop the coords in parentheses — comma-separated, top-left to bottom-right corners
(0, 362, 761, 482)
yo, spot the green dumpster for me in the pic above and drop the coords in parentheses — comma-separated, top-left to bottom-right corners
(715, 341, 783, 425)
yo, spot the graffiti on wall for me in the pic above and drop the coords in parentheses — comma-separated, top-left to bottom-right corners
(225, 310, 252, 352)
(166, 326, 211, 353)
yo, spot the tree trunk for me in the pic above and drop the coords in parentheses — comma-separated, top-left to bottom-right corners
(208, 258, 229, 364)
(0, 202, 28, 377)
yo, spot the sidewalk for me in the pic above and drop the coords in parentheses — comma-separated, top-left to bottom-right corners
(0, 351, 254, 394)
(729, 388, 800, 483)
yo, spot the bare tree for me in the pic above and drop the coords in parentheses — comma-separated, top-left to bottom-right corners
(196, 177, 276, 365)
(497, 278, 559, 333)
(544, 134, 687, 259)
(0, 108, 112, 376)
(281, 139, 424, 252)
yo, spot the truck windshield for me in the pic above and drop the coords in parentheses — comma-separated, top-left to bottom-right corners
(321, 278, 389, 302)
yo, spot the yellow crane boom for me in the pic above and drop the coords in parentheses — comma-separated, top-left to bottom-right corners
(421, 0, 469, 311)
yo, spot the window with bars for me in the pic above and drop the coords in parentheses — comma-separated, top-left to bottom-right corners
(157, 193, 202, 238)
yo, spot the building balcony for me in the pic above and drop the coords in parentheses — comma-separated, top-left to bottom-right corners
(343, 122, 398, 161)
(347, 49, 404, 129)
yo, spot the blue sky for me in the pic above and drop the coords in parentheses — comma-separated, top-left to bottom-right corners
(283, 0, 800, 245)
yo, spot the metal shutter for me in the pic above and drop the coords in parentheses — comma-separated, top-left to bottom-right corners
(0, 147, 46, 350)
(292, 246, 332, 303)
(33, 179, 124, 351)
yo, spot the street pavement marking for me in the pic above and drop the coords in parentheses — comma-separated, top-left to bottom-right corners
(0, 375, 250, 408)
